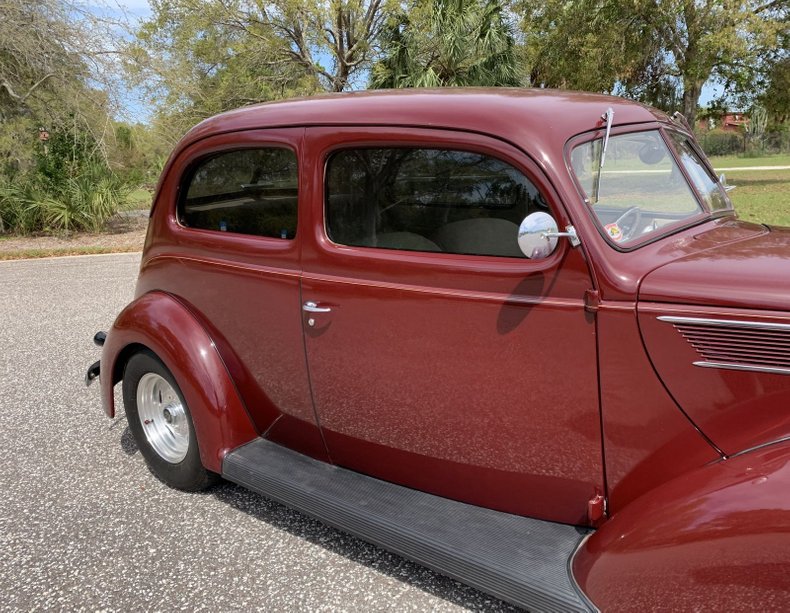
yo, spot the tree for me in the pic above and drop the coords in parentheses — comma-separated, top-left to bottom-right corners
(127, 1, 312, 139)
(656, 1, 788, 124)
(518, 0, 657, 95)
(0, 0, 126, 171)
(0, 1, 139, 234)
(127, 0, 395, 139)
(518, 0, 789, 124)
(762, 58, 790, 123)
(370, 0, 521, 88)
(234, 0, 393, 92)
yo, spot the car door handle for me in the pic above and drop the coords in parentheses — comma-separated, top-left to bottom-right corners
(303, 301, 331, 314)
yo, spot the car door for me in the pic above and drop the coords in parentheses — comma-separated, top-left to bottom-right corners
(138, 128, 327, 459)
(300, 127, 603, 525)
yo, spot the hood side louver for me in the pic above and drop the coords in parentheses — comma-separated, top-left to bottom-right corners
(658, 316, 790, 376)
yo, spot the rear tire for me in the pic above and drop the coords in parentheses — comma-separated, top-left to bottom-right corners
(122, 350, 217, 491)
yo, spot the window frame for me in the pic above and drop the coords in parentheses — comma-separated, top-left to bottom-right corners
(315, 130, 572, 272)
(323, 145, 545, 259)
(665, 131, 734, 214)
(564, 125, 724, 253)
(176, 143, 300, 241)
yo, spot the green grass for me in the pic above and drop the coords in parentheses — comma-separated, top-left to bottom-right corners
(729, 168, 790, 227)
(122, 187, 153, 211)
(709, 154, 790, 169)
(0, 245, 141, 260)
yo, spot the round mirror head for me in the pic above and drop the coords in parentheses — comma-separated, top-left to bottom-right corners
(639, 143, 665, 165)
(518, 211, 559, 259)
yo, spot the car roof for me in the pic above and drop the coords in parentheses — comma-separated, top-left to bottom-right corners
(179, 88, 668, 152)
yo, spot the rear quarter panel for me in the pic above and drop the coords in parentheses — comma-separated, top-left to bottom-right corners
(100, 291, 259, 472)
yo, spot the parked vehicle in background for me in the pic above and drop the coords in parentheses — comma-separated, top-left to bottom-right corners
(87, 89, 790, 611)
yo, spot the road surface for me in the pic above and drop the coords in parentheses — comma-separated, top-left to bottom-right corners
(0, 253, 517, 612)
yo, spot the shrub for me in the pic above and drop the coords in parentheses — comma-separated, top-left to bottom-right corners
(0, 164, 131, 235)
(699, 130, 744, 156)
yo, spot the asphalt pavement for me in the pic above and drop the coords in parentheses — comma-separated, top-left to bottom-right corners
(0, 253, 517, 612)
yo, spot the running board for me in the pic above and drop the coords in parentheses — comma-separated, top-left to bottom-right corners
(222, 439, 594, 612)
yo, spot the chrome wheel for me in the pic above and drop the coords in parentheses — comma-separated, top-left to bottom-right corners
(136, 372, 189, 463)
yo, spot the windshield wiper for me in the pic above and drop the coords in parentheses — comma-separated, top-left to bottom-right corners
(591, 107, 614, 205)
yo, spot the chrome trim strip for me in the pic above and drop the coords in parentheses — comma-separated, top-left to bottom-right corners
(567, 531, 600, 613)
(693, 361, 790, 376)
(658, 315, 790, 332)
(729, 435, 790, 459)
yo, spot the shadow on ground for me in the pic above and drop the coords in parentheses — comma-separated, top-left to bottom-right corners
(116, 422, 520, 612)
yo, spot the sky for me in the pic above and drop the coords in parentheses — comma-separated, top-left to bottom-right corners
(85, 1, 154, 122)
(101, 0, 152, 19)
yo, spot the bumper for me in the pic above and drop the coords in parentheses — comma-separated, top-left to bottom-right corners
(84, 331, 107, 386)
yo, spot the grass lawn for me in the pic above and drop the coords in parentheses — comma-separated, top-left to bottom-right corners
(122, 187, 153, 211)
(728, 168, 790, 227)
(709, 153, 790, 169)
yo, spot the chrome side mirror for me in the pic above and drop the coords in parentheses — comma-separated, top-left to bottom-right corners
(719, 173, 736, 192)
(517, 212, 579, 259)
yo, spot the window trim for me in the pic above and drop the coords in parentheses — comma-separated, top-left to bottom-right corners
(564, 125, 719, 253)
(665, 130, 734, 214)
(318, 139, 568, 268)
(176, 144, 300, 241)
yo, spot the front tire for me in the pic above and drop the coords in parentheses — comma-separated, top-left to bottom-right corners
(122, 350, 217, 491)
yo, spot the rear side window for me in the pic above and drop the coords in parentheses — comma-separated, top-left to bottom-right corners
(325, 148, 549, 258)
(181, 148, 298, 239)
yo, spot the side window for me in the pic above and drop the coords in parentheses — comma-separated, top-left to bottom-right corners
(667, 133, 732, 213)
(325, 148, 549, 258)
(180, 148, 298, 239)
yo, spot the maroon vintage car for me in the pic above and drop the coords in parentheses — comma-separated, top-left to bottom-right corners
(86, 89, 790, 611)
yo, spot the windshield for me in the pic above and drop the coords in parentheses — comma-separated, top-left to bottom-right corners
(571, 129, 715, 247)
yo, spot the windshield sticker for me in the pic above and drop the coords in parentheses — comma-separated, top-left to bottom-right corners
(604, 223, 623, 242)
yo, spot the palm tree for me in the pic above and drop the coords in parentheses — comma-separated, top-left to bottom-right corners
(371, 0, 521, 88)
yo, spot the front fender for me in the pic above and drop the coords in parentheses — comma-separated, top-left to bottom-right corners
(100, 291, 258, 472)
(574, 439, 790, 611)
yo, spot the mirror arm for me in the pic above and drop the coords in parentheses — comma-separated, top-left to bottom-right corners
(541, 225, 580, 247)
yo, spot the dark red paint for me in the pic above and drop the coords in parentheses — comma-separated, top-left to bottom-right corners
(574, 439, 790, 611)
(100, 291, 258, 472)
(98, 89, 790, 607)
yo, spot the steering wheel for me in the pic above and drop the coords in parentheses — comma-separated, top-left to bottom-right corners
(613, 207, 642, 241)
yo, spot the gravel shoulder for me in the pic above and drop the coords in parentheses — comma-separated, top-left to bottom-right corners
(0, 211, 148, 259)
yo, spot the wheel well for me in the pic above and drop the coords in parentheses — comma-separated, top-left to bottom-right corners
(112, 343, 150, 385)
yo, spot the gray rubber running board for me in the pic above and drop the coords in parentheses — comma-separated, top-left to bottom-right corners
(222, 438, 594, 612)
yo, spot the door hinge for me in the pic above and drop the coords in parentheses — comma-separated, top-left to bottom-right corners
(587, 492, 607, 526)
(584, 289, 600, 313)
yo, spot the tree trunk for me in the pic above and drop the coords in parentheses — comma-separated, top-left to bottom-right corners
(682, 78, 703, 127)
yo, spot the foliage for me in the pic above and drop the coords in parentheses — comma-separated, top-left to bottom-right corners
(518, 0, 657, 94)
(0, 1, 142, 235)
(370, 0, 521, 88)
(762, 58, 790, 123)
(0, 163, 130, 235)
(127, 0, 396, 140)
(517, 0, 789, 124)
(698, 130, 746, 156)
(0, 0, 86, 122)
(109, 122, 171, 185)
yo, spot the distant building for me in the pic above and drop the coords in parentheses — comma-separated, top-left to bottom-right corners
(697, 112, 749, 132)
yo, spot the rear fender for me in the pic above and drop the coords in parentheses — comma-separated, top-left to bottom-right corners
(100, 291, 258, 472)
(574, 439, 790, 610)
